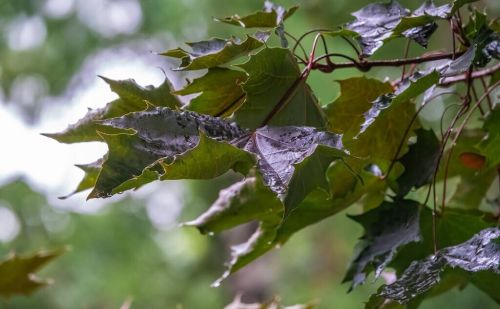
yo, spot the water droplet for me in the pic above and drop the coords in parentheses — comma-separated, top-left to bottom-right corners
(373, 93, 394, 110)
(211, 280, 221, 288)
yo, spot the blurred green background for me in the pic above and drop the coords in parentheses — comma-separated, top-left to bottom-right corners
(0, 0, 499, 308)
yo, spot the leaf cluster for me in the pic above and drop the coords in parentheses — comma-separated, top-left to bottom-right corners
(45, 0, 500, 307)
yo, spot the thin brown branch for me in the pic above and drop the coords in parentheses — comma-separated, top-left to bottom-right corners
(401, 39, 411, 80)
(292, 28, 332, 56)
(440, 63, 500, 86)
(480, 76, 494, 111)
(312, 51, 464, 72)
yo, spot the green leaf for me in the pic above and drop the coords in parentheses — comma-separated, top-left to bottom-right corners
(89, 107, 247, 198)
(441, 129, 496, 210)
(390, 70, 441, 106)
(396, 129, 440, 197)
(159, 132, 255, 180)
(368, 70, 440, 119)
(0, 249, 65, 298)
(98, 76, 180, 109)
(377, 228, 500, 304)
(450, 0, 479, 15)
(175, 67, 247, 117)
(470, 271, 500, 304)
(276, 162, 394, 244)
(110, 133, 257, 195)
(215, 163, 395, 281)
(476, 108, 500, 168)
(215, 1, 298, 28)
(185, 176, 282, 234)
(43, 77, 180, 143)
(344, 200, 421, 290)
(234, 47, 326, 129)
(185, 176, 283, 284)
(351, 94, 418, 169)
(59, 158, 103, 199)
(325, 75, 420, 169)
(325, 77, 393, 138)
(162, 35, 267, 71)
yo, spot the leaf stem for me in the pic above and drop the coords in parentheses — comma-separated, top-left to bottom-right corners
(260, 33, 323, 126)
(479, 76, 494, 111)
(284, 31, 308, 63)
(292, 28, 332, 56)
(384, 99, 430, 180)
(400, 39, 411, 81)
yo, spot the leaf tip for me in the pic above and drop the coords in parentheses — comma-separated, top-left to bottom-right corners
(211, 270, 230, 288)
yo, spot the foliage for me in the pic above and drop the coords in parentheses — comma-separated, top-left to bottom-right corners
(45, 0, 499, 307)
(0, 249, 64, 298)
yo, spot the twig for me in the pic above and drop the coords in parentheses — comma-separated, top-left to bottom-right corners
(284, 31, 308, 63)
(401, 39, 411, 80)
(480, 76, 494, 111)
(440, 63, 500, 86)
(292, 28, 332, 56)
(312, 51, 464, 72)
(471, 83, 485, 116)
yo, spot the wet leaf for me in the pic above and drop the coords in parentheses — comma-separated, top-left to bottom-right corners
(391, 1, 444, 47)
(0, 249, 65, 298)
(476, 108, 500, 168)
(345, 0, 480, 56)
(109, 133, 257, 195)
(344, 200, 421, 290)
(387, 208, 500, 303)
(175, 67, 247, 117)
(346, 1, 409, 56)
(43, 77, 180, 143)
(89, 107, 247, 198)
(235, 126, 346, 214)
(377, 228, 500, 304)
(464, 11, 499, 67)
(234, 47, 326, 129)
(325, 77, 393, 138)
(325, 76, 419, 169)
(209, 163, 394, 283)
(396, 129, 440, 197)
(441, 46, 476, 76)
(186, 176, 283, 283)
(59, 158, 103, 199)
(215, 1, 298, 28)
(390, 70, 441, 106)
(351, 93, 418, 169)
(162, 35, 267, 71)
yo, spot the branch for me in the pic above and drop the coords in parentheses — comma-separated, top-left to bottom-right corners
(439, 63, 500, 86)
(312, 51, 464, 72)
